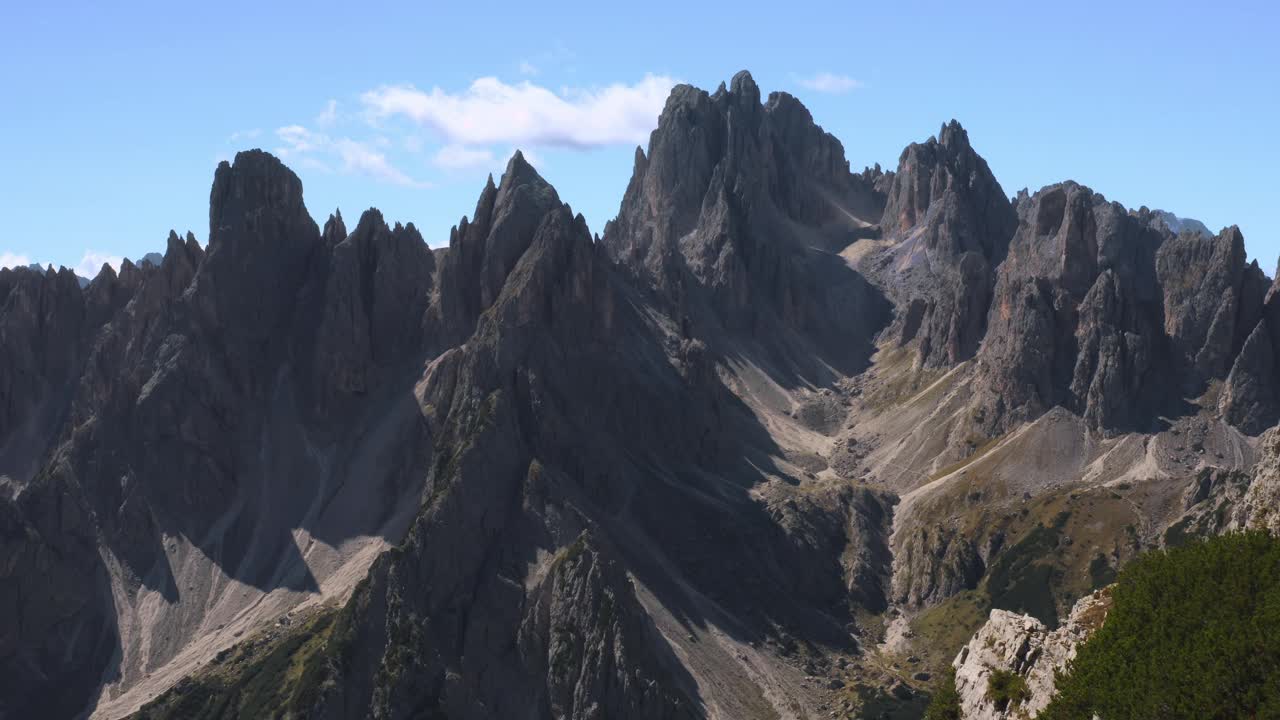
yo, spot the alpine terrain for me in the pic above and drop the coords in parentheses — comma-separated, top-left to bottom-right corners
(2, 71, 1278, 720)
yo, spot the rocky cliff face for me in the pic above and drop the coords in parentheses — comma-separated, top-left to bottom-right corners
(969, 183, 1271, 436)
(602, 71, 890, 380)
(871, 120, 1017, 369)
(1231, 425, 1280, 533)
(2, 71, 1280, 720)
(952, 590, 1112, 720)
(293, 148, 901, 719)
(0, 151, 439, 719)
(973, 183, 1169, 433)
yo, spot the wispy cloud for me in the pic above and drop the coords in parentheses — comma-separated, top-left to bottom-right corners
(277, 125, 323, 153)
(0, 251, 30, 270)
(275, 125, 429, 188)
(433, 144, 496, 170)
(361, 74, 676, 149)
(74, 251, 122, 279)
(334, 138, 424, 187)
(227, 128, 262, 144)
(315, 99, 339, 127)
(518, 60, 539, 76)
(797, 72, 863, 94)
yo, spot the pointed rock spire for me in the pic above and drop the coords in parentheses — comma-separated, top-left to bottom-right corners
(437, 154, 565, 339)
(198, 149, 321, 344)
(876, 120, 1016, 368)
(323, 208, 348, 246)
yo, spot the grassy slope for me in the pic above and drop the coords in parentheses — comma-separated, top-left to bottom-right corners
(130, 605, 344, 720)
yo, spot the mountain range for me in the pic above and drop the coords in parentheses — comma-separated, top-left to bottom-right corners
(2, 70, 1277, 720)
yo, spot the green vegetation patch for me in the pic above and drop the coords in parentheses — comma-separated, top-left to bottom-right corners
(922, 667, 962, 720)
(1042, 531, 1280, 720)
(986, 668, 1030, 710)
(1161, 515, 1194, 548)
(848, 681, 931, 720)
(985, 519, 1064, 626)
(910, 589, 990, 672)
(132, 609, 340, 720)
(861, 346, 949, 412)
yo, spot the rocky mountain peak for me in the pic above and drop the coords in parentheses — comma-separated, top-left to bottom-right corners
(1156, 223, 1249, 379)
(938, 118, 971, 153)
(163, 228, 188, 259)
(323, 207, 348, 245)
(601, 71, 889, 377)
(1148, 208, 1214, 238)
(869, 120, 1016, 367)
(198, 149, 320, 346)
(493, 149, 558, 215)
(881, 119, 1011, 254)
(437, 152, 567, 340)
(729, 69, 761, 113)
(208, 149, 309, 250)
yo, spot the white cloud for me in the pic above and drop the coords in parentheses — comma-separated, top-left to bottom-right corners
(360, 74, 676, 149)
(0, 252, 30, 270)
(518, 60, 539, 76)
(433, 144, 496, 170)
(316, 99, 339, 127)
(278, 125, 324, 153)
(275, 126, 429, 188)
(334, 138, 425, 187)
(227, 128, 262, 144)
(797, 72, 863, 94)
(74, 251, 123, 279)
(293, 156, 335, 174)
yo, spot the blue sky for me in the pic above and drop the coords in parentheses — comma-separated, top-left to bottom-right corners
(2, 1, 1277, 277)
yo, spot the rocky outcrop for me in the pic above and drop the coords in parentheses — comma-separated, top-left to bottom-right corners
(435, 152, 565, 341)
(952, 589, 1112, 720)
(602, 71, 889, 379)
(0, 261, 153, 719)
(0, 265, 91, 483)
(1217, 268, 1280, 434)
(298, 150, 897, 717)
(1219, 321, 1280, 433)
(971, 181, 1272, 436)
(768, 484, 895, 614)
(294, 162, 707, 719)
(1233, 425, 1280, 533)
(0, 150, 439, 718)
(0, 468, 118, 720)
(521, 534, 698, 720)
(976, 183, 1160, 432)
(891, 525, 985, 608)
(310, 208, 436, 413)
(871, 120, 1017, 368)
(200, 149, 321, 351)
(1155, 225, 1252, 381)
(1148, 209, 1212, 239)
